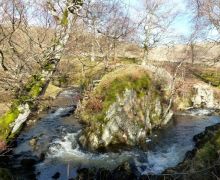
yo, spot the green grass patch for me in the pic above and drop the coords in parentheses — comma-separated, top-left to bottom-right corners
(193, 130, 220, 169)
(194, 70, 220, 88)
(118, 57, 138, 64)
(61, 9, 69, 26)
(195, 142, 217, 167)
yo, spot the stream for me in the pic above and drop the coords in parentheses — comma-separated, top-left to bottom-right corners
(2, 89, 220, 179)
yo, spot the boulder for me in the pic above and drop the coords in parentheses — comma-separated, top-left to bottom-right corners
(78, 65, 173, 150)
(43, 83, 62, 99)
(192, 83, 220, 109)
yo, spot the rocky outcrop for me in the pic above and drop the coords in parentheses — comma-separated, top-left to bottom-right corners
(174, 82, 220, 111)
(192, 83, 220, 109)
(79, 65, 173, 150)
(10, 104, 31, 134)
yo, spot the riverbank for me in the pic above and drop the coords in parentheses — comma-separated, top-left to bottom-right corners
(165, 122, 220, 179)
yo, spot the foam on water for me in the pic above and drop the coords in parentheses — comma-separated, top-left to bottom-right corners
(47, 131, 136, 169)
(182, 108, 215, 116)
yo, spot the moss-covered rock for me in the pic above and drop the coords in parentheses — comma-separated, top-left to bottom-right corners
(0, 107, 20, 140)
(0, 73, 46, 142)
(78, 65, 173, 150)
(80, 65, 152, 123)
(43, 83, 62, 99)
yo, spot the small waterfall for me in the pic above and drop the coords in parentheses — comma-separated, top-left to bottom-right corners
(47, 131, 135, 169)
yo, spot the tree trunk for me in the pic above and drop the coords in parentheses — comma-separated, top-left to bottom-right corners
(190, 43, 195, 64)
(113, 41, 117, 63)
(91, 25, 96, 62)
(0, 50, 8, 71)
(142, 46, 149, 65)
(91, 40, 95, 62)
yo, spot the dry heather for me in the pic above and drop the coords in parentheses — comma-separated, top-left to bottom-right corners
(148, 43, 220, 66)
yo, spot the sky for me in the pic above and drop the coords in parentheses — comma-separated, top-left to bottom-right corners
(123, 0, 194, 42)
(123, 0, 219, 43)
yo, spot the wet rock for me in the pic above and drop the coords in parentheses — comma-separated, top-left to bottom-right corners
(26, 119, 37, 126)
(140, 174, 173, 180)
(29, 138, 38, 149)
(76, 168, 96, 180)
(60, 108, 75, 117)
(192, 83, 220, 109)
(112, 162, 137, 180)
(75, 163, 137, 180)
(39, 152, 46, 161)
(21, 158, 37, 168)
(52, 172, 60, 179)
(80, 89, 173, 150)
(96, 169, 112, 180)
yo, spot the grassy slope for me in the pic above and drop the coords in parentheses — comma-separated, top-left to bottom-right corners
(193, 68, 220, 88)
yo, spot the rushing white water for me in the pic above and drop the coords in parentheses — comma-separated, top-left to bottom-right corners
(182, 108, 215, 116)
(44, 111, 220, 175)
(47, 131, 135, 169)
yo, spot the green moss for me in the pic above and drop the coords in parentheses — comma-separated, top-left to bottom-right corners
(194, 70, 220, 88)
(213, 131, 220, 149)
(81, 65, 151, 123)
(61, 9, 68, 26)
(0, 107, 20, 140)
(0, 73, 46, 141)
(43, 63, 54, 71)
(98, 73, 150, 110)
(194, 142, 217, 168)
(193, 130, 220, 169)
(21, 74, 45, 101)
(28, 82, 43, 98)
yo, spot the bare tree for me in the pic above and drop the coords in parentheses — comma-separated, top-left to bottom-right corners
(81, 0, 106, 62)
(66, 0, 137, 69)
(0, 0, 56, 91)
(141, 0, 178, 65)
(189, 0, 220, 64)
(0, 0, 83, 142)
(192, 0, 220, 33)
(96, 0, 136, 67)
